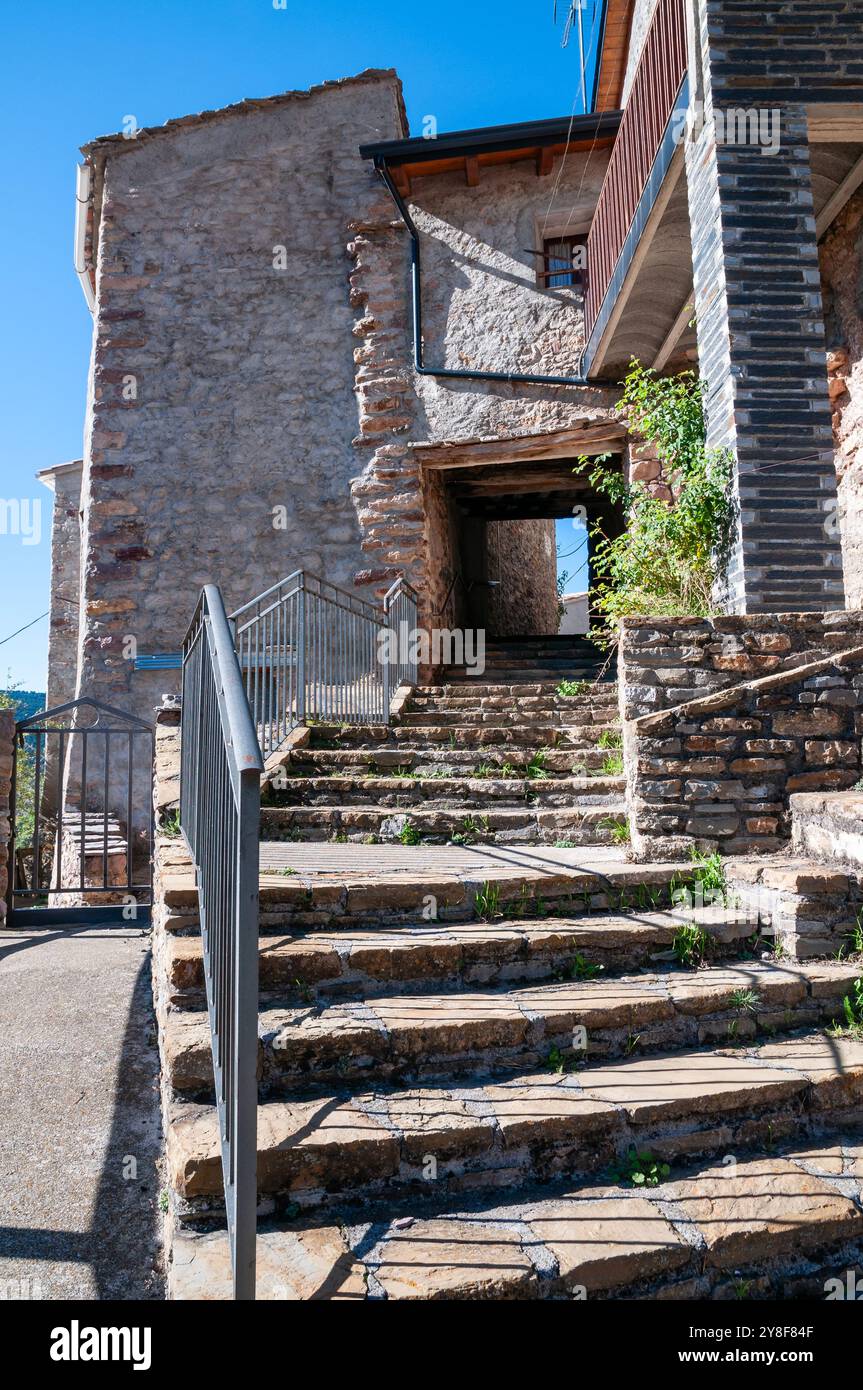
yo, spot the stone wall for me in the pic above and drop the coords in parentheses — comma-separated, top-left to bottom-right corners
(619, 612, 863, 721)
(820, 189, 863, 609)
(75, 72, 407, 726)
(41, 461, 83, 711)
(625, 646, 863, 860)
(348, 150, 621, 627)
(0, 708, 13, 922)
(485, 519, 558, 637)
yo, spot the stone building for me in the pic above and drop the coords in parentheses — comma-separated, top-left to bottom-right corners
(40, 0, 863, 727)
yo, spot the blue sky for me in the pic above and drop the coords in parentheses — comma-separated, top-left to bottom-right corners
(0, 0, 600, 690)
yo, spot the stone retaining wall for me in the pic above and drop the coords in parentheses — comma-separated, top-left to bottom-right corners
(625, 646, 863, 860)
(619, 612, 863, 722)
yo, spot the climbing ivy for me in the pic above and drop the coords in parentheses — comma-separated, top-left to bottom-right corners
(584, 362, 735, 639)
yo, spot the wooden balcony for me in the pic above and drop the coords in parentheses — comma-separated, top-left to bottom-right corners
(583, 0, 689, 375)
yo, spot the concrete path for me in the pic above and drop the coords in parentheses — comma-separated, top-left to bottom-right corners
(0, 924, 164, 1299)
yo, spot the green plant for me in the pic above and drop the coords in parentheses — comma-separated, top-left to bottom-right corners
(546, 1045, 568, 1074)
(398, 819, 422, 846)
(609, 1146, 670, 1188)
(599, 816, 630, 845)
(554, 838, 578, 849)
(556, 952, 604, 982)
(624, 1031, 643, 1057)
(672, 921, 712, 968)
(597, 729, 623, 750)
(293, 977, 314, 1004)
(733, 1278, 752, 1301)
(584, 363, 735, 639)
(689, 846, 726, 896)
(475, 881, 501, 921)
(158, 1190, 170, 1214)
(160, 808, 182, 837)
(600, 753, 624, 776)
(526, 750, 550, 780)
(837, 977, 863, 1037)
(277, 866, 298, 876)
(330, 831, 348, 844)
(556, 679, 589, 698)
(730, 988, 761, 1014)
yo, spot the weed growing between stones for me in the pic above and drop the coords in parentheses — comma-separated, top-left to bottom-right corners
(689, 846, 727, 897)
(398, 819, 422, 846)
(554, 952, 604, 982)
(730, 987, 761, 1014)
(596, 729, 623, 751)
(600, 752, 624, 776)
(672, 921, 713, 968)
(556, 679, 589, 698)
(525, 750, 550, 780)
(829, 977, 863, 1040)
(475, 881, 501, 920)
(599, 815, 630, 845)
(160, 808, 182, 837)
(609, 1146, 671, 1188)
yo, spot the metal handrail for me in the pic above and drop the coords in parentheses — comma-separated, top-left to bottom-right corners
(382, 575, 419, 698)
(230, 570, 418, 760)
(180, 584, 262, 1301)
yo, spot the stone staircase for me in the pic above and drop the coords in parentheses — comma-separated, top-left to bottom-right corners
(154, 645, 863, 1301)
(261, 637, 625, 849)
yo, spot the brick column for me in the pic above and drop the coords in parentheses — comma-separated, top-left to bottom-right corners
(684, 2, 845, 612)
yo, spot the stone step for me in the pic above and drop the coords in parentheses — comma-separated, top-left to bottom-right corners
(416, 682, 617, 699)
(257, 803, 627, 847)
(282, 747, 619, 777)
(791, 790, 863, 870)
(164, 959, 860, 1095)
(162, 847, 689, 932)
(264, 774, 624, 809)
(395, 709, 617, 728)
(164, 908, 758, 1003)
(166, 1030, 863, 1223)
(445, 667, 609, 682)
(169, 1133, 863, 1299)
(307, 722, 620, 749)
(725, 853, 861, 960)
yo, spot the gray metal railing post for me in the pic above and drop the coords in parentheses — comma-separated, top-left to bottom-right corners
(180, 584, 262, 1301)
(296, 576, 307, 727)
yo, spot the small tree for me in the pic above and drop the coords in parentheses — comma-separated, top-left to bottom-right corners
(585, 362, 734, 640)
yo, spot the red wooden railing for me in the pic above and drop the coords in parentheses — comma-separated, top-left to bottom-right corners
(584, 0, 688, 347)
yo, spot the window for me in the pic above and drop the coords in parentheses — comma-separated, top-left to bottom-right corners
(541, 234, 587, 291)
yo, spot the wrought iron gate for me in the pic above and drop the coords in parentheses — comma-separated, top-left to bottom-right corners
(8, 697, 155, 926)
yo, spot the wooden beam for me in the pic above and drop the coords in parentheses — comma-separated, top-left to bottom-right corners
(807, 103, 863, 143)
(536, 147, 554, 177)
(817, 151, 863, 239)
(653, 293, 694, 371)
(412, 423, 626, 472)
(464, 157, 480, 187)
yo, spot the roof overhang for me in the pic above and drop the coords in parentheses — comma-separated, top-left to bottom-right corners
(360, 111, 621, 192)
(592, 0, 636, 112)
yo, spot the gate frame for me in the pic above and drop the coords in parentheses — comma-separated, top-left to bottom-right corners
(7, 696, 155, 928)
